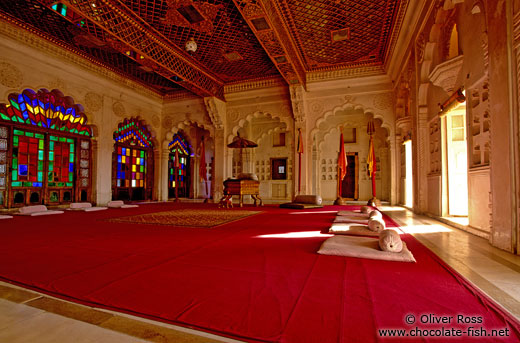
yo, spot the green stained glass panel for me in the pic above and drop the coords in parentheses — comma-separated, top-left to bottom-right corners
(14, 129, 24, 135)
(140, 165, 144, 172)
(38, 161, 43, 171)
(35, 133, 44, 139)
(67, 138, 74, 143)
(38, 172, 42, 182)
(11, 181, 21, 187)
(48, 182, 55, 187)
(69, 174, 73, 182)
(25, 132, 33, 137)
(12, 170, 17, 181)
(140, 150, 145, 158)
(59, 137, 66, 142)
(49, 162, 53, 170)
(50, 141, 54, 150)
(50, 136, 58, 141)
(66, 182, 73, 187)
(69, 154, 74, 162)
(13, 136, 18, 145)
(12, 158, 17, 169)
(58, 182, 64, 187)
(38, 150, 43, 160)
(23, 181, 32, 187)
(38, 140, 44, 150)
(49, 151, 54, 161)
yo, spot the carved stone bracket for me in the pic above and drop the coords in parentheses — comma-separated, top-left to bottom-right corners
(428, 55, 464, 94)
(204, 97, 226, 130)
(289, 84, 306, 123)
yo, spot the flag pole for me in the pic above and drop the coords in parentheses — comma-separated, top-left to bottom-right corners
(366, 119, 379, 206)
(297, 128, 303, 194)
(334, 127, 347, 205)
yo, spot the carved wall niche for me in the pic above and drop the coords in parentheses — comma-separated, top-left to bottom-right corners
(468, 80, 490, 167)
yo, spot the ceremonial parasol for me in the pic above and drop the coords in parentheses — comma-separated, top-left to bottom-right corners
(227, 132, 258, 173)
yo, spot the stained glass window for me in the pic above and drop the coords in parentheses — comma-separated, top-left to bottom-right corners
(168, 133, 192, 197)
(0, 89, 92, 137)
(113, 117, 153, 201)
(0, 89, 93, 208)
(47, 135, 74, 187)
(11, 129, 45, 187)
(115, 146, 146, 188)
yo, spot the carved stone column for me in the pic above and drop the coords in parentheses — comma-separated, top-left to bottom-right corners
(159, 148, 170, 202)
(290, 85, 309, 196)
(414, 106, 429, 213)
(389, 136, 399, 205)
(204, 97, 226, 202)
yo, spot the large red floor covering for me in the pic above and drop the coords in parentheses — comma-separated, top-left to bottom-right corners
(1, 203, 519, 342)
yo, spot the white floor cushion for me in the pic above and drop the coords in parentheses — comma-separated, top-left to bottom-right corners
(318, 235, 415, 263)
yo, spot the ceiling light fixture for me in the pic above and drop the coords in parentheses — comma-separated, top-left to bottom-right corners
(185, 37, 197, 55)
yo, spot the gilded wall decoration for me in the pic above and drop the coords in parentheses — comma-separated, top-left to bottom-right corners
(112, 101, 126, 118)
(0, 61, 22, 88)
(84, 92, 103, 112)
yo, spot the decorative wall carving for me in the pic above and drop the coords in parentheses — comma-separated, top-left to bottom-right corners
(373, 92, 393, 111)
(113, 101, 126, 118)
(0, 61, 22, 88)
(84, 92, 103, 113)
(204, 97, 225, 130)
(468, 81, 491, 167)
(151, 115, 161, 129)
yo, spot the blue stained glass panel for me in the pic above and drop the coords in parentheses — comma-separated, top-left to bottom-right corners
(19, 164, 28, 176)
(69, 163, 74, 172)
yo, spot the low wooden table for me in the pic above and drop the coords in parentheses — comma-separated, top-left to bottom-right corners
(218, 179, 263, 208)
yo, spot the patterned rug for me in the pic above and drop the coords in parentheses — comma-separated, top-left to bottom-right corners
(107, 209, 261, 228)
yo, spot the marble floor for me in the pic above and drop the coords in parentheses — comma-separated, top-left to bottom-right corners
(0, 206, 519, 342)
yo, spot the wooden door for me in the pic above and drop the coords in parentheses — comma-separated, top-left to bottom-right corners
(341, 153, 359, 200)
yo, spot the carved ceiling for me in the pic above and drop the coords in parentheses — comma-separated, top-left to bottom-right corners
(0, 0, 406, 98)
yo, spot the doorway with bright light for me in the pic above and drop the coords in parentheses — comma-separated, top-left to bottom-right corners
(444, 105, 468, 217)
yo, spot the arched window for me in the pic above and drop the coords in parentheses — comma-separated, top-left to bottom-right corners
(112, 117, 154, 201)
(0, 89, 92, 208)
(448, 24, 459, 59)
(168, 133, 192, 198)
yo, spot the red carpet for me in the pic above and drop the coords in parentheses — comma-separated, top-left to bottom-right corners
(0, 203, 519, 342)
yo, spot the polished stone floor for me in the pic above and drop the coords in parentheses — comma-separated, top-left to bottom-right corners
(0, 206, 519, 342)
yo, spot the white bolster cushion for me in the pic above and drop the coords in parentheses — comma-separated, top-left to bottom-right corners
(360, 206, 371, 214)
(293, 195, 322, 205)
(368, 210, 382, 219)
(367, 217, 386, 232)
(19, 205, 47, 214)
(379, 229, 403, 253)
(70, 202, 92, 209)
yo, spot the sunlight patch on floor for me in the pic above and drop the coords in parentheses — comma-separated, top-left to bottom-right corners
(256, 231, 333, 238)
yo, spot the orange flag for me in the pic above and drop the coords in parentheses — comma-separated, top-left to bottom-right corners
(367, 136, 375, 177)
(338, 131, 347, 181)
(199, 137, 207, 182)
(174, 148, 179, 169)
(297, 129, 304, 154)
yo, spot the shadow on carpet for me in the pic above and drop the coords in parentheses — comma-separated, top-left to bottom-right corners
(106, 209, 261, 228)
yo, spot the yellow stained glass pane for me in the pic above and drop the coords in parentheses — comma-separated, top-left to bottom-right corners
(140, 180, 144, 187)
(122, 156, 126, 163)
(132, 165, 136, 172)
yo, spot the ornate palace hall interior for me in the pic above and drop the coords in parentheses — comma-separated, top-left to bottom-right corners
(1, 0, 520, 342)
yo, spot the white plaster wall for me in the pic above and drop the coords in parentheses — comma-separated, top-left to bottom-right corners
(468, 168, 491, 233)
